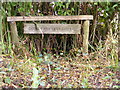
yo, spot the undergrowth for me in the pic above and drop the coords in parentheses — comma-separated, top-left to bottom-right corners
(0, 33, 119, 88)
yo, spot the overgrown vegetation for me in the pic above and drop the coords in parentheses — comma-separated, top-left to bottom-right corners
(0, 1, 119, 88)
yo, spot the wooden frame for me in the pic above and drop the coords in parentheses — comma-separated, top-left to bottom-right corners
(7, 15, 93, 54)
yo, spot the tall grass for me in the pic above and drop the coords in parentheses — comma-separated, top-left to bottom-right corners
(0, 2, 4, 54)
(0, 2, 2, 54)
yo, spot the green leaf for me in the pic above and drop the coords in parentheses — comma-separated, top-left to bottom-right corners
(38, 58, 43, 63)
(31, 80, 39, 88)
(55, 67, 61, 70)
(112, 4, 118, 8)
(112, 40, 117, 44)
(60, 52, 64, 55)
(64, 12, 67, 15)
(31, 67, 39, 88)
(94, 2, 98, 5)
(66, 3, 69, 9)
(49, 61, 54, 65)
(67, 84, 73, 88)
(71, 8, 75, 11)
(33, 67, 39, 75)
(113, 79, 119, 82)
(113, 85, 120, 88)
(102, 75, 111, 80)
(39, 81, 46, 87)
(4, 77, 12, 84)
(0, 71, 7, 74)
(97, 8, 102, 11)
(106, 7, 110, 11)
(11, 3, 17, 7)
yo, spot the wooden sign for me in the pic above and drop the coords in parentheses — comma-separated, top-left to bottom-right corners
(24, 23, 81, 34)
(7, 15, 93, 54)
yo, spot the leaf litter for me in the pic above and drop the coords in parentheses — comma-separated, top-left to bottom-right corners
(0, 53, 120, 88)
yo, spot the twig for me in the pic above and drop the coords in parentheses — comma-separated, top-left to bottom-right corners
(48, 63, 51, 75)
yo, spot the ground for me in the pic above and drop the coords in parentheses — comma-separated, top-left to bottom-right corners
(0, 53, 120, 88)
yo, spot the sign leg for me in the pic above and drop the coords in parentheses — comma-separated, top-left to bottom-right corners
(83, 20, 90, 55)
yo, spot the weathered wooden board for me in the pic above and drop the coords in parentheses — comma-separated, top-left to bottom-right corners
(83, 20, 89, 54)
(10, 22, 19, 44)
(7, 15, 93, 22)
(24, 23, 81, 34)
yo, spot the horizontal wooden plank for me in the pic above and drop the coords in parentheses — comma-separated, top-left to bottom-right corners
(24, 23, 81, 34)
(7, 15, 93, 22)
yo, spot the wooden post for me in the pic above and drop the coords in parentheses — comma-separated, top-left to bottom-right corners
(0, 1, 2, 54)
(10, 21, 19, 44)
(83, 20, 90, 55)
